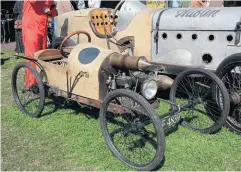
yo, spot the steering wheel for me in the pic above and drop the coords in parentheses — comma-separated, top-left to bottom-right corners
(59, 30, 91, 58)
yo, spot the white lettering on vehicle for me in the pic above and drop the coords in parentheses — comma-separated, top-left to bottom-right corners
(161, 113, 180, 128)
(175, 9, 220, 18)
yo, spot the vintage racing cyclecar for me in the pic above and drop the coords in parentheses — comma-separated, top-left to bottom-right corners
(12, 1, 238, 170)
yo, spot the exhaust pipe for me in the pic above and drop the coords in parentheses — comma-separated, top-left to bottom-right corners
(109, 53, 151, 70)
(156, 75, 173, 90)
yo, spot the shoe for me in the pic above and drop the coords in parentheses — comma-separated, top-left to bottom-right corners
(23, 84, 39, 93)
(14, 53, 19, 59)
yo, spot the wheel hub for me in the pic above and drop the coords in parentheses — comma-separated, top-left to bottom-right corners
(230, 92, 241, 105)
(123, 121, 143, 134)
(188, 97, 203, 108)
(134, 138, 145, 148)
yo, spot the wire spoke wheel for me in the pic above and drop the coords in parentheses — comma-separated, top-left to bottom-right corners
(12, 62, 45, 117)
(100, 89, 165, 170)
(222, 65, 241, 125)
(216, 55, 241, 134)
(170, 69, 230, 134)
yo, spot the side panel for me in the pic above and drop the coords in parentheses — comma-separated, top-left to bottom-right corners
(67, 43, 115, 100)
(37, 61, 69, 92)
(151, 7, 241, 71)
(151, 30, 241, 71)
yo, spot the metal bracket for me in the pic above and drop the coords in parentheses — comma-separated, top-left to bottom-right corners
(14, 55, 49, 84)
(116, 36, 135, 53)
(14, 55, 38, 62)
(235, 17, 241, 45)
(154, 9, 169, 54)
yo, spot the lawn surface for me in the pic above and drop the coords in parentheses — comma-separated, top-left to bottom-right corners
(1, 50, 241, 171)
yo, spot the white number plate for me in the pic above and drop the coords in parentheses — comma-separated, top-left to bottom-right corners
(161, 113, 181, 129)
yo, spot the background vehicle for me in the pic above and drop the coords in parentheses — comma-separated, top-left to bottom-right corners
(216, 54, 241, 134)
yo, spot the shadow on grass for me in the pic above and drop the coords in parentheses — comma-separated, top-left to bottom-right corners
(68, 101, 100, 119)
(40, 100, 61, 117)
(40, 96, 100, 119)
(1, 57, 11, 65)
(40, 96, 171, 171)
(45, 96, 181, 170)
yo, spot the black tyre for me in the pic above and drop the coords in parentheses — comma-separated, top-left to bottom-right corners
(100, 89, 165, 170)
(12, 62, 45, 118)
(170, 68, 230, 134)
(216, 54, 241, 134)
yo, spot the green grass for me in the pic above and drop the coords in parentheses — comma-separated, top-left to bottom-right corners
(1, 50, 241, 171)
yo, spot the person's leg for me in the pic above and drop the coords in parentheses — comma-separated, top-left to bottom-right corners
(23, 29, 42, 88)
(2, 21, 6, 43)
(15, 29, 19, 54)
(19, 30, 24, 54)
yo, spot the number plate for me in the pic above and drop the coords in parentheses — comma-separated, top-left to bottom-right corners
(160, 113, 181, 130)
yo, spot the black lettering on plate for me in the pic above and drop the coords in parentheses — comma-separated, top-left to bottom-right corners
(175, 9, 220, 18)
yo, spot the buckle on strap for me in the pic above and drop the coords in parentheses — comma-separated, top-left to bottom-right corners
(154, 30, 159, 42)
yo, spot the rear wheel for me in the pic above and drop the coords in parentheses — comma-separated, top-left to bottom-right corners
(12, 62, 45, 118)
(170, 68, 230, 134)
(100, 89, 165, 170)
(216, 54, 241, 134)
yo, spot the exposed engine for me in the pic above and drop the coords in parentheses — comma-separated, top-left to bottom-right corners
(106, 53, 174, 100)
(116, 72, 133, 88)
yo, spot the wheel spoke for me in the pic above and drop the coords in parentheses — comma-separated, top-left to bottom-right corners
(12, 63, 45, 117)
(100, 90, 164, 169)
(220, 63, 241, 132)
(170, 69, 229, 133)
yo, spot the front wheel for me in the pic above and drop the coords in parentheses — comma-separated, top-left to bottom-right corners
(12, 62, 45, 118)
(216, 54, 241, 134)
(100, 89, 165, 171)
(170, 68, 230, 134)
